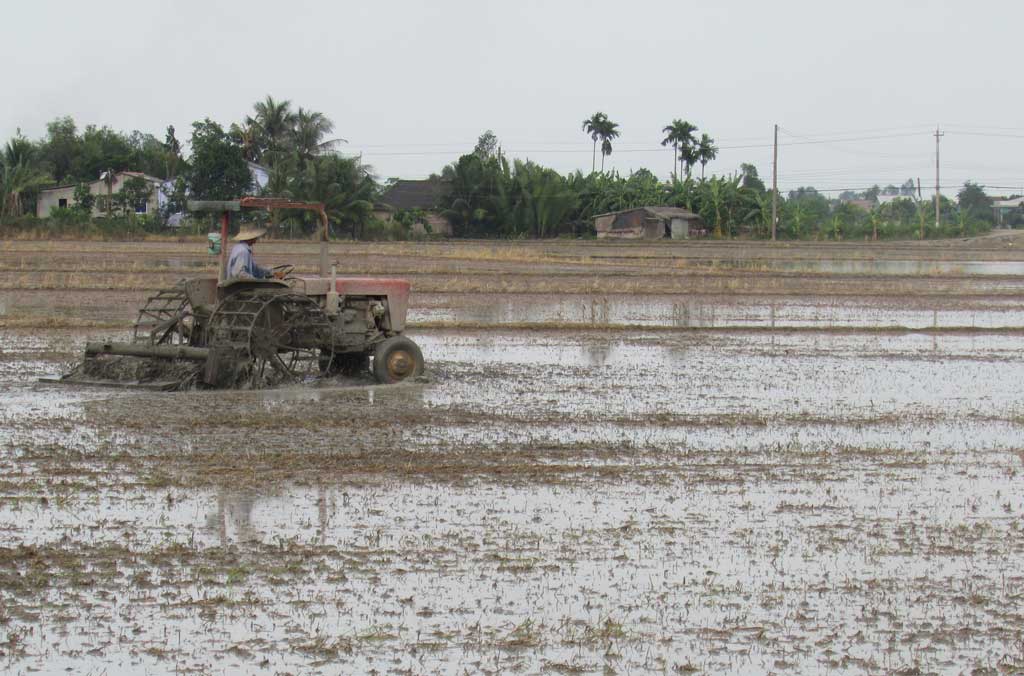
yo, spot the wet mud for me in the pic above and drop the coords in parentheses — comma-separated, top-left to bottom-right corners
(2, 238, 1024, 674)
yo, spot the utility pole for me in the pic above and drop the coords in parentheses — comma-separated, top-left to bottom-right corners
(934, 126, 944, 229)
(771, 124, 779, 241)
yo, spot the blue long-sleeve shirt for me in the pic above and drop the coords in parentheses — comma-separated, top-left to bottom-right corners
(227, 242, 271, 279)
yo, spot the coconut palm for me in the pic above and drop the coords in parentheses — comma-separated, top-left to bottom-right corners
(3, 134, 35, 168)
(228, 120, 261, 163)
(251, 95, 296, 160)
(696, 133, 718, 180)
(597, 117, 620, 173)
(294, 154, 375, 239)
(581, 112, 608, 174)
(289, 108, 346, 162)
(261, 153, 301, 236)
(661, 120, 698, 181)
(1, 161, 51, 220)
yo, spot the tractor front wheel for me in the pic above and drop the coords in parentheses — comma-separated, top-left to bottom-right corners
(372, 336, 424, 384)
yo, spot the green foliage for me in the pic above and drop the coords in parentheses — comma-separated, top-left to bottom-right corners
(160, 177, 188, 220)
(0, 101, 1008, 243)
(782, 187, 830, 239)
(1, 160, 51, 220)
(440, 154, 578, 238)
(72, 183, 95, 212)
(441, 153, 505, 236)
(34, 118, 172, 185)
(46, 206, 91, 228)
(263, 152, 375, 239)
(568, 168, 667, 226)
(3, 211, 165, 238)
(165, 126, 183, 179)
(299, 154, 375, 238)
(363, 218, 417, 241)
(4, 130, 36, 168)
(290, 108, 341, 162)
(503, 160, 578, 238)
(473, 131, 499, 160)
(250, 95, 296, 161)
(957, 181, 994, 223)
(116, 176, 154, 217)
(739, 163, 766, 193)
(829, 201, 863, 240)
(698, 176, 742, 237)
(187, 119, 251, 201)
(394, 208, 431, 232)
(40, 117, 77, 183)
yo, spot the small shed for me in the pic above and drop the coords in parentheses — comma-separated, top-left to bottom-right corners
(593, 206, 703, 240)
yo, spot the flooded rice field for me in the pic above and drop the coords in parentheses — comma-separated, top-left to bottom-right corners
(2, 238, 1024, 674)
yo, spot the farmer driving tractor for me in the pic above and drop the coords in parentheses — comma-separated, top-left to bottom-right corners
(227, 227, 285, 280)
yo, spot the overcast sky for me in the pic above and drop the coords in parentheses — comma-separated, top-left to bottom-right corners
(3, 0, 1023, 196)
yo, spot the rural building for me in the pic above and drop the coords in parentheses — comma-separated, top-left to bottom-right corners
(992, 196, 1024, 225)
(843, 199, 876, 212)
(593, 206, 703, 240)
(36, 171, 165, 218)
(375, 179, 453, 236)
(877, 194, 916, 207)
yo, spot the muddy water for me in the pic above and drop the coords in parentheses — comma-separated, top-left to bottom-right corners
(686, 257, 1024, 276)
(2, 325, 1024, 673)
(3, 233, 1024, 671)
(413, 293, 1024, 329)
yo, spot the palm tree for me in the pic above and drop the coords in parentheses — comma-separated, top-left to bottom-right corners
(1, 161, 51, 221)
(295, 154, 375, 239)
(289, 108, 346, 162)
(228, 120, 261, 163)
(696, 133, 718, 180)
(3, 133, 35, 168)
(597, 117, 620, 173)
(251, 95, 296, 161)
(262, 154, 299, 236)
(581, 112, 608, 174)
(661, 120, 698, 181)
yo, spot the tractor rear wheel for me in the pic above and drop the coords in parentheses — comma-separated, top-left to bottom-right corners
(372, 336, 424, 384)
(206, 288, 333, 387)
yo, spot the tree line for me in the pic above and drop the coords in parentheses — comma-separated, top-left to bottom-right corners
(0, 99, 1007, 240)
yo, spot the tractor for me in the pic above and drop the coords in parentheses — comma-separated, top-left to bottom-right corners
(62, 198, 424, 390)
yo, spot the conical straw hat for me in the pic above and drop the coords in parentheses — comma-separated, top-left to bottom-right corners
(232, 227, 267, 242)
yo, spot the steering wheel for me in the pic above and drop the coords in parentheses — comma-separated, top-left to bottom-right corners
(271, 264, 295, 279)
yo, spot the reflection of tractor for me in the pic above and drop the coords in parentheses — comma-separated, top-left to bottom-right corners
(67, 198, 424, 389)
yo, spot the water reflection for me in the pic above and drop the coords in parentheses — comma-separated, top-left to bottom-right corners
(207, 489, 257, 543)
(206, 483, 332, 545)
(583, 341, 611, 366)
